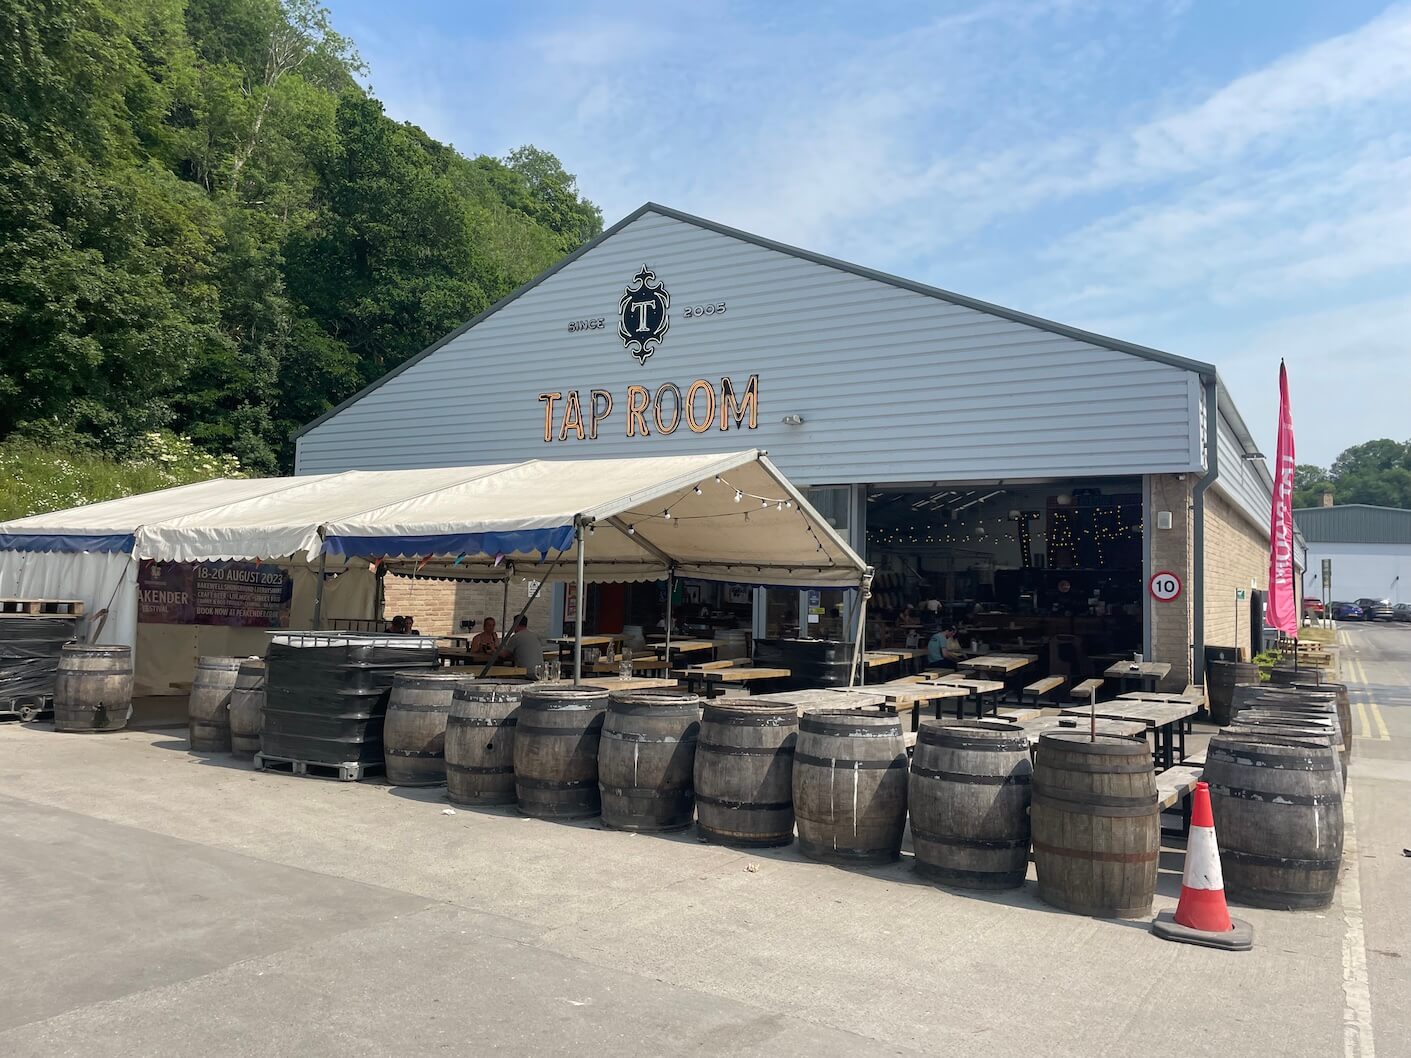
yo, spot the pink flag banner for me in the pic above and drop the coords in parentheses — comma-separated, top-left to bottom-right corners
(1266, 362, 1298, 636)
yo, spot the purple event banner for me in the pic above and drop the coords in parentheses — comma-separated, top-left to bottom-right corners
(138, 561, 292, 628)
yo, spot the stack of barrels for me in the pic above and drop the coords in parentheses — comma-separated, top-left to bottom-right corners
(1204, 679, 1350, 910)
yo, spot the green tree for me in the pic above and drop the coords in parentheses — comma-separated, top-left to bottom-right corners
(0, 0, 601, 474)
(1295, 439, 1411, 510)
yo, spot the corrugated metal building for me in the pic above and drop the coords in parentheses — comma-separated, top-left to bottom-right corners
(1296, 503, 1411, 605)
(297, 203, 1284, 687)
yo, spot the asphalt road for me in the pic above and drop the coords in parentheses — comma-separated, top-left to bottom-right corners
(1335, 621, 1411, 1058)
(0, 627, 1407, 1058)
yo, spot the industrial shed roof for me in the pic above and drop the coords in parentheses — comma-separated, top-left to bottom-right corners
(1293, 504, 1411, 545)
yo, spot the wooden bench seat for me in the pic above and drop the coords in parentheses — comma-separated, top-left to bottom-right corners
(994, 706, 1041, 722)
(1071, 678, 1105, 703)
(1155, 765, 1204, 812)
(1021, 676, 1066, 706)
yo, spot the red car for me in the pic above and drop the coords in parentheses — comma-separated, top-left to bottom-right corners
(1302, 598, 1324, 616)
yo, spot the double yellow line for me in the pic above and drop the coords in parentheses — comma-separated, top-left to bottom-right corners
(1340, 637, 1392, 741)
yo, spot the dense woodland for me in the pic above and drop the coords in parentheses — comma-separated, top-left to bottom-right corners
(0, 0, 601, 487)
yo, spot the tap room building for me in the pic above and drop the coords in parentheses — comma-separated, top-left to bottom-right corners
(295, 203, 1289, 689)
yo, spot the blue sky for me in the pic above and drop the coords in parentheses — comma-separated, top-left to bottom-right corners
(324, 0, 1411, 468)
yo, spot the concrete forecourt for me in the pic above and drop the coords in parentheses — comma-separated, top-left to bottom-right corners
(1, 625, 1407, 1058)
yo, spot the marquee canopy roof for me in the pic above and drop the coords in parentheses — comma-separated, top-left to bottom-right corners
(0, 451, 865, 587)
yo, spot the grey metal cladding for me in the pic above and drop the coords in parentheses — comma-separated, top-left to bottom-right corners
(1212, 408, 1276, 531)
(297, 208, 1205, 484)
(1292, 504, 1411, 545)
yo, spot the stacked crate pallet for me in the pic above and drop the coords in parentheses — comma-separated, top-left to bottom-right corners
(0, 599, 85, 720)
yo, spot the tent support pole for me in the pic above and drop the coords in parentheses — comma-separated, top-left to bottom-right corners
(848, 568, 875, 689)
(501, 577, 509, 633)
(665, 569, 675, 661)
(312, 549, 327, 631)
(574, 522, 586, 688)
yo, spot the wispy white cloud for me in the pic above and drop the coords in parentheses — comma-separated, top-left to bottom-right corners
(336, 0, 1411, 463)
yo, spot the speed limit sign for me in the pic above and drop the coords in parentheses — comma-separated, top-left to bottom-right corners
(1149, 570, 1182, 601)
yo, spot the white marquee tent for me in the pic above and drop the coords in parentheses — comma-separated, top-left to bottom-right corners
(1, 450, 867, 687)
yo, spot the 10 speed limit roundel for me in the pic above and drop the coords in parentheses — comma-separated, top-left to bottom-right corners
(1149, 570, 1182, 601)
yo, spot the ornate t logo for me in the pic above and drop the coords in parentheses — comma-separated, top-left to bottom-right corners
(619, 265, 670, 365)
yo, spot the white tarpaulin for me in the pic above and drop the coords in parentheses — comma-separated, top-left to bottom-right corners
(0, 450, 865, 588)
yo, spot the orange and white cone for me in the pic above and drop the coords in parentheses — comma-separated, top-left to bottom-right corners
(1153, 781, 1253, 950)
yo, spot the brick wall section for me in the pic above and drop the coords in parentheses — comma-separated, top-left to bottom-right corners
(1148, 474, 1194, 689)
(381, 576, 552, 638)
(1203, 488, 1272, 658)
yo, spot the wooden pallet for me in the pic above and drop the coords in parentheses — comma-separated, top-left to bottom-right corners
(0, 694, 54, 722)
(253, 752, 383, 782)
(0, 599, 85, 617)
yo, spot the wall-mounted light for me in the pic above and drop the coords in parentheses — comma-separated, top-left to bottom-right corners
(781, 414, 805, 426)
(1157, 511, 1173, 530)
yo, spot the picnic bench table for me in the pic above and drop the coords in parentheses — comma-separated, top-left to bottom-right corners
(827, 680, 971, 730)
(959, 653, 1040, 700)
(543, 675, 680, 692)
(1013, 714, 1148, 745)
(673, 665, 791, 698)
(920, 676, 1005, 718)
(652, 639, 718, 665)
(750, 688, 887, 714)
(1060, 697, 1198, 769)
(889, 648, 931, 675)
(959, 653, 1038, 676)
(439, 648, 555, 669)
(588, 655, 672, 676)
(1103, 659, 1172, 694)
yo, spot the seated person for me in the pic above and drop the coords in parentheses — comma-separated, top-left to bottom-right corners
(403, 614, 421, 635)
(386, 615, 407, 634)
(468, 616, 499, 654)
(927, 625, 963, 667)
(497, 615, 545, 677)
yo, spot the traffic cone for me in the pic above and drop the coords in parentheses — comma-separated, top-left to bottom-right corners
(1153, 781, 1254, 951)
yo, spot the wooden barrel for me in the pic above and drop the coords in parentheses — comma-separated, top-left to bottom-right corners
(1280, 681, 1353, 753)
(1270, 665, 1321, 686)
(1031, 732, 1158, 918)
(1206, 660, 1259, 726)
(53, 644, 133, 733)
(599, 689, 702, 831)
(383, 670, 467, 786)
(513, 685, 609, 819)
(228, 658, 266, 759)
(1225, 718, 1346, 789)
(793, 707, 908, 865)
(695, 702, 798, 848)
(1204, 732, 1343, 910)
(446, 681, 525, 806)
(909, 721, 1033, 890)
(189, 656, 243, 751)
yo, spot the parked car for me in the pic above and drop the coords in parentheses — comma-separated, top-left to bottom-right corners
(1331, 601, 1364, 620)
(1356, 598, 1396, 622)
(1393, 603, 1411, 623)
(1302, 598, 1324, 617)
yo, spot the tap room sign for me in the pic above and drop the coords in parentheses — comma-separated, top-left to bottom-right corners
(539, 375, 758, 442)
(544, 264, 755, 443)
(138, 560, 293, 627)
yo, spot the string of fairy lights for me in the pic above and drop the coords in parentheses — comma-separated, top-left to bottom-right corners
(612, 472, 834, 559)
(868, 500, 1143, 568)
